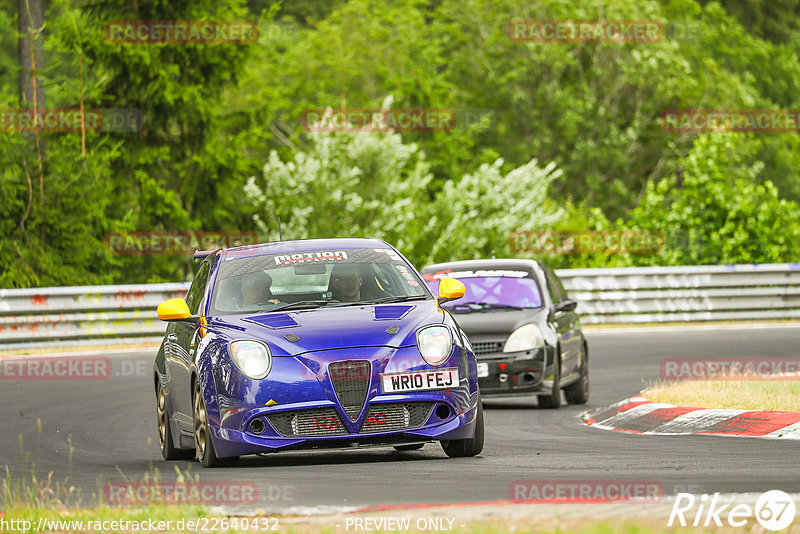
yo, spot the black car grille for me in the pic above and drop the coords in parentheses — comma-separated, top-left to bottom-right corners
(267, 408, 347, 437)
(359, 402, 434, 434)
(473, 341, 504, 355)
(329, 360, 371, 421)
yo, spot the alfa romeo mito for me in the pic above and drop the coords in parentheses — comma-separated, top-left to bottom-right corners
(154, 238, 483, 466)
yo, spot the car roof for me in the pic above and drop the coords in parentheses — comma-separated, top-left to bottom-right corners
(218, 237, 393, 260)
(421, 258, 545, 273)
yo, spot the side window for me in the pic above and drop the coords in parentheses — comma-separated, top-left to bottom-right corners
(543, 267, 564, 305)
(550, 270, 569, 301)
(186, 262, 211, 315)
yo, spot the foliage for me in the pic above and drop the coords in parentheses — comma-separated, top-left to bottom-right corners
(420, 158, 563, 264)
(0, 2, 123, 287)
(244, 107, 434, 255)
(623, 134, 800, 266)
(2, 0, 800, 287)
(244, 114, 564, 266)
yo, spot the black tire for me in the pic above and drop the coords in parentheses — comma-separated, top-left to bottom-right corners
(441, 395, 484, 458)
(193, 381, 239, 468)
(157, 381, 193, 461)
(564, 343, 589, 405)
(537, 351, 561, 409)
(394, 443, 425, 452)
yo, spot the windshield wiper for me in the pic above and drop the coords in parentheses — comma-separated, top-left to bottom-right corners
(329, 295, 429, 307)
(449, 301, 482, 313)
(370, 295, 429, 304)
(267, 300, 332, 312)
(450, 301, 525, 312)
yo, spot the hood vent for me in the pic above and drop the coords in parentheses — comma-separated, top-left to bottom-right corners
(244, 313, 298, 328)
(374, 305, 414, 320)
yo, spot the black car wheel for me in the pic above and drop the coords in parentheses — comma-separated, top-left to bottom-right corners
(193, 380, 238, 467)
(537, 351, 561, 409)
(157, 381, 193, 460)
(394, 443, 425, 452)
(564, 342, 589, 405)
(441, 394, 484, 458)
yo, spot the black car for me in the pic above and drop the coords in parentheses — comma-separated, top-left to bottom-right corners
(421, 259, 588, 408)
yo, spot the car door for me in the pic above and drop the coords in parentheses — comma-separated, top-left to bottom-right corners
(543, 266, 580, 378)
(167, 261, 211, 427)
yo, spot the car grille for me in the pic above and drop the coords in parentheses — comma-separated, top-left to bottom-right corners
(359, 402, 434, 434)
(472, 341, 504, 355)
(267, 408, 347, 437)
(329, 360, 371, 421)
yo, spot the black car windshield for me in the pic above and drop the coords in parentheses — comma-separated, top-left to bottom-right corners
(210, 247, 429, 314)
(423, 269, 543, 310)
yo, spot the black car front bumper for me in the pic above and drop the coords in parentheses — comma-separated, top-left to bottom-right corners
(475, 347, 553, 396)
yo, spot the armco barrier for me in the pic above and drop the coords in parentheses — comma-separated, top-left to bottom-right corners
(0, 283, 189, 349)
(560, 263, 800, 324)
(0, 263, 798, 348)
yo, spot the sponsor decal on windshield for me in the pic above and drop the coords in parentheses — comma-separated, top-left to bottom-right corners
(373, 248, 402, 260)
(274, 251, 348, 265)
(422, 269, 529, 281)
(395, 265, 419, 286)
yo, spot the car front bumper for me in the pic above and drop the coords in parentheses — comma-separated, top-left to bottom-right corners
(210, 396, 479, 457)
(476, 348, 553, 396)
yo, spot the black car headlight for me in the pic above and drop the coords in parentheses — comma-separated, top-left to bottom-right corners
(229, 340, 272, 379)
(503, 324, 544, 353)
(416, 325, 453, 366)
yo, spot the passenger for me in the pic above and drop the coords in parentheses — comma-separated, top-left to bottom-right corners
(329, 265, 363, 302)
(241, 271, 281, 307)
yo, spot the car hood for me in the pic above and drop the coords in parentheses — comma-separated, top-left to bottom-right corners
(207, 302, 444, 356)
(448, 307, 550, 338)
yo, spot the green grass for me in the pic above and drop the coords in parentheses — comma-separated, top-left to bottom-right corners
(645, 380, 800, 411)
(1, 423, 225, 533)
(2, 462, 229, 533)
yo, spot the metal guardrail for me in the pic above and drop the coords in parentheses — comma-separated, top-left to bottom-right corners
(0, 283, 189, 349)
(1, 263, 798, 348)
(559, 263, 800, 324)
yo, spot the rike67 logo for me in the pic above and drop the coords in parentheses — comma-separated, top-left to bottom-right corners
(669, 490, 796, 531)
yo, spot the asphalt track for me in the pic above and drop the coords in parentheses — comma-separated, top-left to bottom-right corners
(1, 326, 799, 512)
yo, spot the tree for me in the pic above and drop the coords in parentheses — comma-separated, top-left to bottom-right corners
(64, 0, 259, 282)
(623, 134, 800, 266)
(244, 109, 564, 266)
(0, 0, 121, 288)
(244, 106, 434, 257)
(420, 157, 563, 264)
(17, 0, 44, 108)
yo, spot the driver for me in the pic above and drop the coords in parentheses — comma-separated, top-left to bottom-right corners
(241, 271, 281, 307)
(329, 265, 363, 302)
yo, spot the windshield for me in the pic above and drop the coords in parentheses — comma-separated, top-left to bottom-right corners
(210, 247, 428, 314)
(423, 270, 542, 310)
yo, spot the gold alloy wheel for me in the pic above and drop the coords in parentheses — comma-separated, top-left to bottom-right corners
(157, 385, 167, 448)
(193, 382, 207, 460)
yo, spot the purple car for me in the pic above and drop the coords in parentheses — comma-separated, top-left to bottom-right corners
(154, 238, 483, 467)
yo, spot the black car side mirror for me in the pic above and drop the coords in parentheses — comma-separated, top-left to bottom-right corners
(554, 298, 578, 314)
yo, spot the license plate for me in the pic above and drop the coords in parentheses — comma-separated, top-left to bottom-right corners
(477, 362, 489, 378)
(381, 368, 459, 393)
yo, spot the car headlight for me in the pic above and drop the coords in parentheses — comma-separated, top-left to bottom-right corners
(416, 325, 453, 366)
(503, 324, 544, 353)
(230, 340, 272, 379)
